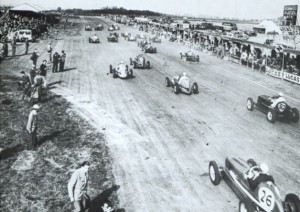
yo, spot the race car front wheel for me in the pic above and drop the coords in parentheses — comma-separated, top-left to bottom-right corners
(208, 161, 221, 185)
(267, 110, 276, 123)
(165, 77, 171, 87)
(147, 61, 150, 69)
(192, 83, 199, 94)
(285, 193, 300, 212)
(239, 199, 255, 212)
(246, 98, 254, 111)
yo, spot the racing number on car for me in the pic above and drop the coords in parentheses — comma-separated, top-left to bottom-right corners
(258, 187, 275, 211)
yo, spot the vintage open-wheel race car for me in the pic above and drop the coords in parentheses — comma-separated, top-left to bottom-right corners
(246, 95, 299, 123)
(209, 157, 300, 212)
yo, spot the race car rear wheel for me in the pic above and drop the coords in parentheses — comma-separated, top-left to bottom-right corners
(196, 55, 200, 62)
(192, 83, 199, 94)
(147, 61, 150, 69)
(239, 199, 255, 212)
(209, 161, 221, 185)
(180, 53, 182, 59)
(246, 98, 254, 111)
(174, 84, 180, 94)
(130, 58, 133, 65)
(165, 77, 171, 87)
(133, 61, 137, 69)
(267, 109, 276, 123)
(109, 65, 113, 74)
(285, 193, 300, 212)
(113, 70, 118, 78)
(128, 69, 133, 78)
(291, 108, 299, 123)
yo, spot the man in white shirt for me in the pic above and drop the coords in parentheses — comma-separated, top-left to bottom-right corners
(68, 161, 90, 212)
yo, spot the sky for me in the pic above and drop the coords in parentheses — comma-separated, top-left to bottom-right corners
(1, 0, 299, 20)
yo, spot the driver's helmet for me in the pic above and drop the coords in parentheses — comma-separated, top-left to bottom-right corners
(260, 163, 269, 174)
(120, 61, 124, 64)
(278, 92, 283, 97)
(182, 72, 187, 76)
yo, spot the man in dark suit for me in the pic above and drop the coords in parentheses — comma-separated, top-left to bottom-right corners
(52, 52, 60, 73)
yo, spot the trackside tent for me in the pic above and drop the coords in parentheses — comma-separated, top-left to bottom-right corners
(253, 20, 282, 35)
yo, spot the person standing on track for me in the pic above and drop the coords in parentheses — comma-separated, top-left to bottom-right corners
(26, 104, 40, 150)
(30, 49, 39, 66)
(11, 36, 17, 57)
(52, 52, 60, 73)
(47, 43, 52, 62)
(68, 161, 91, 212)
(59, 50, 66, 72)
(25, 38, 29, 55)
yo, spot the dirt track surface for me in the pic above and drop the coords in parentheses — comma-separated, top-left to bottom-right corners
(2, 16, 300, 211)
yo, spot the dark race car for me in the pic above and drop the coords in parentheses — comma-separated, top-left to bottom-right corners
(165, 74, 199, 95)
(150, 37, 161, 43)
(169, 36, 177, 42)
(144, 44, 157, 53)
(85, 25, 92, 31)
(180, 51, 200, 62)
(130, 55, 150, 69)
(209, 157, 300, 212)
(89, 35, 100, 43)
(95, 24, 104, 31)
(107, 33, 119, 42)
(109, 62, 133, 79)
(246, 95, 299, 123)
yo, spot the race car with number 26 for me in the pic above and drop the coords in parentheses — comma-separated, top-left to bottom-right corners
(208, 157, 300, 212)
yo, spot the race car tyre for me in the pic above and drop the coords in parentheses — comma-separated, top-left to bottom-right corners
(147, 61, 150, 69)
(109, 65, 113, 74)
(165, 77, 171, 87)
(285, 193, 300, 212)
(196, 55, 200, 62)
(209, 161, 221, 185)
(130, 58, 133, 65)
(126, 65, 128, 70)
(133, 61, 137, 69)
(174, 84, 180, 94)
(291, 108, 299, 123)
(246, 159, 257, 167)
(239, 199, 255, 212)
(113, 70, 118, 78)
(154, 48, 157, 53)
(180, 53, 182, 59)
(192, 82, 199, 94)
(128, 69, 133, 78)
(267, 109, 276, 123)
(246, 98, 255, 111)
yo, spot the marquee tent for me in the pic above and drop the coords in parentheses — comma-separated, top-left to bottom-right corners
(253, 20, 282, 35)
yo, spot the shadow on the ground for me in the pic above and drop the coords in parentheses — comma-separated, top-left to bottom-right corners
(0, 144, 24, 160)
(38, 130, 65, 146)
(41, 94, 61, 103)
(90, 185, 125, 212)
(59, 67, 77, 72)
(47, 80, 63, 87)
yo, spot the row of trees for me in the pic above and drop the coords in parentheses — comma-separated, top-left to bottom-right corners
(62, 7, 162, 17)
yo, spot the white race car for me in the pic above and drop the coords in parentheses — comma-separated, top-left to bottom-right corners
(109, 62, 133, 79)
(165, 74, 199, 95)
